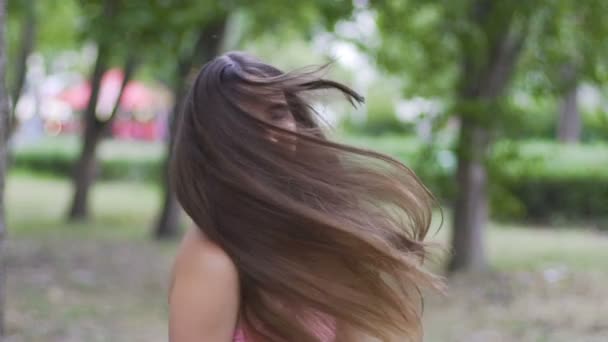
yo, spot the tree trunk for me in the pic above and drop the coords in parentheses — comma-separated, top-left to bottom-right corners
(154, 18, 227, 239)
(67, 45, 108, 221)
(155, 183, 182, 239)
(9, 0, 36, 137)
(556, 68, 580, 143)
(108, 53, 137, 120)
(68, 122, 103, 220)
(448, 2, 526, 272)
(68, 51, 136, 221)
(153, 58, 189, 239)
(0, 0, 9, 335)
(449, 121, 489, 271)
(556, 85, 579, 143)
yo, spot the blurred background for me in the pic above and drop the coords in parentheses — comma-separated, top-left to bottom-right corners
(1, 0, 607, 341)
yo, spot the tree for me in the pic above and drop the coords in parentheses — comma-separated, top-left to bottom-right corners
(153, 17, 229, 238)
(68, 46, 137, 220)
(120, 0, 236, 238)
(67, 41, 109, 220)
(68, 0, 238, 223)
(556, 62, 580, 142)
(6, 0, 79, 138)
(7, 0, 35, 133)
(0, 0, 8, 334)
(444, 2, 528, 272)
(528, 1, 608, 143)
(372, 0, 608, 272)
(550, 5, 608, 144)
(373, 0, 540, 272)
(68, 0, 145, 220)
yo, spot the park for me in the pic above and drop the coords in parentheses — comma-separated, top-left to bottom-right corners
(1, 1, 607, 341)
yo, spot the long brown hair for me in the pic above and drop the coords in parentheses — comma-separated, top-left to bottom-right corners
(171, 52, 440, 342)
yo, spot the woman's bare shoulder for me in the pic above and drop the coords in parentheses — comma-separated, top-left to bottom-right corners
(169, 227, 240, 342)
(172, 227, 238, 282)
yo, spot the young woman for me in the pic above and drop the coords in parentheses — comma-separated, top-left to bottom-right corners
(169, 52, 440, 342)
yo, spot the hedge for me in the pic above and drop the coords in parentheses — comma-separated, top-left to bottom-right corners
(12, 136, 163, 183)
(489, 141, 608, 224)
(11, 136, 608, 225)
(346, 136, 608, 225)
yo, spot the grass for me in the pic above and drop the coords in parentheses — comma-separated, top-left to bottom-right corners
(424, 219, 608, 273)
(14, 135, 165, 162)
(5, 173, 608, 341)
(6, 172, 161, 239)
(487, 224, 608, 271)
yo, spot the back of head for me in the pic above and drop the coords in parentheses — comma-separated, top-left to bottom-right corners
(171, 51, 440, 342)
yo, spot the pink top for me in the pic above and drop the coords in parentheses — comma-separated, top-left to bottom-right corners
(233, 317, 336, 342)
(233, 328, 246, 342)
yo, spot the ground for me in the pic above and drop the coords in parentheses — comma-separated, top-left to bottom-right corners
(4, 174, 608, 342)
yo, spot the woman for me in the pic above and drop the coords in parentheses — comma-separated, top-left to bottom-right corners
(169, 52, 440, 342)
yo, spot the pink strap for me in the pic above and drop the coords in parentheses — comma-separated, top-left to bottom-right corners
(233, 319, 335, 342)
(233, 328, 246, 342)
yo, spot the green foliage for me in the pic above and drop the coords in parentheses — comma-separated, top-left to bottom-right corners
(519, 0, 608, 91)
(372, 1, 458, 97)
(583, 108, 608, 142)
(342, 79, 414, 135)
(499, 177, 607, 225)
(501, 92, 556, 138)
(372, 0, 608, 131)
(17, 136, 608, 225)
(241, 33, 338, 72)
(489, 141, 608, 224)
(345, 135, 608, 225)
(369, 0, 608, 239)
(12, 137, 163, 183)
(487, 141, 607, 224)
(6, 0, 359, 92)
(7, 0, 80, 54)
(236, 0, 355, 42)
(343, 111, 411, 137)
(342, 134, 422, 160)
(135, 0, 358, 91)
(502, 93, 608, 141)
(6, 0, 80, 90)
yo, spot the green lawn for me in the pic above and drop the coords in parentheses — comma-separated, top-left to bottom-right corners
(5, 174, 608, 341)
(6, 172, 161, 239)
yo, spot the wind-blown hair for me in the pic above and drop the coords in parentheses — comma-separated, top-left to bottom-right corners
(171, 51, 440, 342)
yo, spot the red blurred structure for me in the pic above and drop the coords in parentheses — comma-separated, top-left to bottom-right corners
(56, 69, 169, 141)
(112, 119, 160, 141)
(58, 69, 156, 111)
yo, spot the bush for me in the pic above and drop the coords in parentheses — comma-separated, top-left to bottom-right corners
(12, 136, 163, 183)
(490, 141, 608, 224)
(504, 93, 608, 142)
(503, 178, 608, 223)
(503, 100, 555, 139)
(584, 108, 608, 142)
(12, 136, 608, 225)
(344, 135, 608, 225)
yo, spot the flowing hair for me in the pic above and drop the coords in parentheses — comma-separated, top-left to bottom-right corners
(171, 52, 441, 342)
